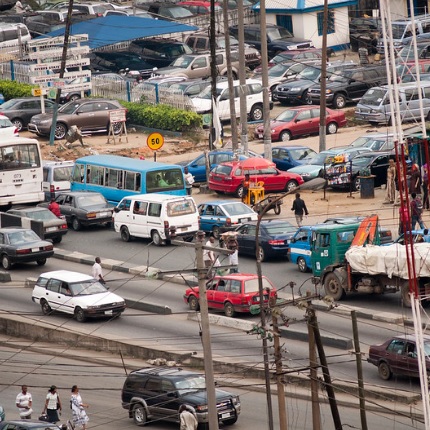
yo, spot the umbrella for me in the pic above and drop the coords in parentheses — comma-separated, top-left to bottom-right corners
(240, 157, 275, 170)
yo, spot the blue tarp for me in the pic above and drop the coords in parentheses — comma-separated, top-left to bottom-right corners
(40, 16, 199, 50)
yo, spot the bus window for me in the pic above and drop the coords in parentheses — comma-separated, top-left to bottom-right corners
(88, 166, 104, 185)
(125, 171, 141, 191)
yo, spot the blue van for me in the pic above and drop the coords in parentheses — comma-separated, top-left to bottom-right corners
(288, 226, 313, 272)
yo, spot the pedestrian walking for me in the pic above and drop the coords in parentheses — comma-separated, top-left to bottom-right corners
(42, 385, 61, 423)
(179, 404, 198, 430)
(411, 192, 425, 230)
(384, 159, 396, 204)
(71, 385, 89, 430)
(409, 163, 421, 195)
(203, 235, 216, 276)
(291, 193, 309, 227)
(92, 257, 105, 284)
(48, 198, 61, 218)
(184, 167, 195, 196)
(422, 162, 430, 209)
(16, 385, 32, 419)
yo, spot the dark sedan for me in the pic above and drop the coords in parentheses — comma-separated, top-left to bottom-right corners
(39, 192, 113, 231)
(0, 228, 54, 270)
(7, 207, 68, 243)
(235, 220, 297, 261)
(0, 421, 61, 430)
(368, 335, 430, 380)
(0, 97, 55, 131)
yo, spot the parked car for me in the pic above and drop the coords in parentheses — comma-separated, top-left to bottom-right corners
(267, 48, 324, 67)
(0, 420, 61, 430)
(166, 79, 213, 98)
(28, 98, 124, 140)
(208, 160, 304, 198)
(368, 335, 430, 380)
(32, 270, 126, 322)
(271, 145, 317, 171)
(345, 132, 395, 152)
(7, 207, 68, 243)
(0, 227, 54, 270)
(184, 273, 277, 316)
(38, 191, 113, 231)
(198, 201, 258, 238)
(138, 2, 194, 20)
(42, 160, 74, 200)
(401, 72, 430, 83)
(326, 151, 393, 191)
(235, 219, 297, 261)
(177, 0, 221, 14)
(121, 367, 240, 426)
(0, 98, 55, 131)
(254, 106, 346, 142)
(0, 406, 4, 422)
(0, 114, 18, 138)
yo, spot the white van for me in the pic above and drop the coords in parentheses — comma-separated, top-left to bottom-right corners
(113, 194, 199, 245)
(355, 81, 430, 125)
(0, 23, 31, 54)
(42, 160, 74, 201)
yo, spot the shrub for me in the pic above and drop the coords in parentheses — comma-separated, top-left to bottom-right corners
(0, 80, 34, 100)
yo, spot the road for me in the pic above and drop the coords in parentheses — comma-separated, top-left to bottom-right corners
(0, 344, 424, 429)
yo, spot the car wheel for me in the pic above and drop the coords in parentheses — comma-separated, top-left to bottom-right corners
(257, 246, 266, 262)
(188, 295, 200, 311)
(71, 217, 81, 231)
(302, 91, 312, 105)
(327, 122, 338, 135)
(274, 204, 281, 215)
(74, 307, 86, 323)
(285, 180, 298, 192)
(353, 176, 361, 192)
(280, 130, 292, 142)
(11, 118, 24, 132)
(236, 185, 245, 199)
(151, 230, 162, 246)
(120, 226, 131, 242)
(297, 257, 309, 273)
(69, 94, 80, 102)
(111, 122, 122, 135)
(132, 403, 147, 426)
(249, 104, 263, 122)
(212, 225, 221, 239)
(36, 259, 47, 266)
(1, 254, 11, 270)
(378, 361, 392, 380)
(324, 272, 346, 301)
(52, 236, 62, 244)
(54, 123, 68, 140)
(224, 302, 236, 318)
(333, 94, 346, 109)
(41, 299, 52, 315)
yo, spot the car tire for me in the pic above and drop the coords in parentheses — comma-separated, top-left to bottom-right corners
(274, 204, 281, 215)
(132, 403, 147, 426)
(236, 185, 245, 199)
(224, 302, 235, 318)
(71, 217, 81, 231)
(120, 226, 131, 242)
(74, 307, 86, 323)
(41, 299, 52, 315)
(324, 272, 346, 301)
(285, 180, 298, 192)
(249, 104, 263, 122)
(257, 246, 266, 262)
(53, 236, 62, 244)
(212, 225, 221, 239)
(353, 176, 361, 192)
(302, 91, 312, 105)
(69, 94, 80, 102)
(188, 295, 200, 311)
(327, 122, 338, 135)
(151, 230, 162, 246)
(333, 94, 346, 109)
(11, 118, 24, 132)
(280, 130, 292, 142)
(54, 123, 68, 140)
(378, 361, 392, 380)
(37, 259, 47, 266)
(1, 254, 11, 270)
(297, 257, 308, 273)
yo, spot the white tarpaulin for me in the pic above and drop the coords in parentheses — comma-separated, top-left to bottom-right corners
(345, 244, 430, 279)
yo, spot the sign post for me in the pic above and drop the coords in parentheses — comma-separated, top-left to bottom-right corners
(107, 109, 128, 144)
(147, 132, 164, 161)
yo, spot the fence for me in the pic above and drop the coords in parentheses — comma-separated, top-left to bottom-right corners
(0, 60, 32, 83)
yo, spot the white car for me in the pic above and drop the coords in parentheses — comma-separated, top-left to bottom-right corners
(32, 270, 126, 322)
(0, 114, 18, 138)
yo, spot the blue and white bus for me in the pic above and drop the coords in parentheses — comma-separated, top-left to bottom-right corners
(71, 155, 186, 204)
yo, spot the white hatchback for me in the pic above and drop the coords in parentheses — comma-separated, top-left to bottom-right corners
(0, 114, 18, 138)
(32, 270, 126, 322)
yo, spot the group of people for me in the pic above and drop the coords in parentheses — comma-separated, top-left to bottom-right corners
(16, 385, 89, 430)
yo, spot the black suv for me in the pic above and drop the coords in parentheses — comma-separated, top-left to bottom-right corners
(307, 65, 387, 109)
(229, 24, 313, 58)
(121, 367, 241, 427)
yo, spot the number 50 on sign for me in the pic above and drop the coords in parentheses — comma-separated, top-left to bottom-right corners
(147, 132, 164, 151)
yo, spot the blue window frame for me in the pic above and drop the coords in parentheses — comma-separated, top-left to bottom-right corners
(317, 11, 335, 36)
(276, 15, 293, 33)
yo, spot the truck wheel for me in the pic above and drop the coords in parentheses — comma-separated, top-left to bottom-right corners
(249, 104, 263, 121)
(297, 257, 308, 273)
(401, 285, 412, 308)
(378, 362, 392, 380)
(324, 272, 346, 301)
(132, 403, 147, 426)
(333, 94, 346, 109)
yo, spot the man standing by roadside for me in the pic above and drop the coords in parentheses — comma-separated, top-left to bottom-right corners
(184, 167, 194, 196)
(92, 257, 105, 284)
(16, 385, 32, 419)
(291, 193, 309, 227)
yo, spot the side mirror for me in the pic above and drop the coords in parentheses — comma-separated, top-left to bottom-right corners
(114, 207, 120, 213)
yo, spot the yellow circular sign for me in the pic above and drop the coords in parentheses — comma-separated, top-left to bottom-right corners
(147, 132, 164, 151)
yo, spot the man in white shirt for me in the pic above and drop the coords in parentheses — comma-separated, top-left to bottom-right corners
(92, 257, 105, 284)
(16, 385, 32, 419)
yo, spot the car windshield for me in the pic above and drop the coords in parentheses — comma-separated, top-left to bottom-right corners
(0, 117, 13, 127)
(170, 55, 195, 69)
(0, 99, 20, 109)
(363, 139, 389, 151)
(275, 110, 299, 122)
(196, 85, 223, 99)
(163, 6, 193, 18)
(20, 210, 58, 221)
(289, 148, 317, 161)
(268, 63, 291, 77)
(297, 67, 321, 80)
(217, 35, 239, 48)
(244, 277, 273, 293)
(7, 230, 41, 244)
(77, 194, 107, 207)
(306, 152, 336, 165)
(392, 23, 409, 39)
(69, 280, 107, 295)
(267, 26, 293, 40)
(424, 342, 430, 356)
(222, 202, 253, 216)
(359, 88, 386, 106)
(59, 101, 80, 114)
(174, 375, 206, 394)
(349, 136, 372, 147)
(352, 156, 374, 166)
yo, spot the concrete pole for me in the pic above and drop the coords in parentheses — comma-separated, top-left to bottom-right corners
(237, 0, 248, 154)
(318, 0, 329, 153)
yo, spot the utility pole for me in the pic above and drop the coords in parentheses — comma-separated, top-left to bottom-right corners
(237, 0, 248, 154)
(209, 0, 217, 151)
(318, 0, 329, 153)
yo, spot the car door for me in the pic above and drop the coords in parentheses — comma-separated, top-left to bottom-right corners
(55, 194, 69, 221)
(199, 204, 214, 232)
(292, 109, 314, 137)
(217, 88, 231, 120)
(92, 101, 112, 130)
(348, 70, 372, 100)
(385, 339, 410, 375)
(44, 278, 63, 311)
(236, 224, 256, 256)
(130, 199, 148, 238)
(208, 278, 230, 310)
(143, 377, 177, 420)
(260, 167, 284, 191)
(71, 102, 96, 131)
(273, 148, 293, 171)
(370, 155, 389, 187)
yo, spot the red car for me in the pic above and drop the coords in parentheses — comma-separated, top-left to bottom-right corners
(183, 273, 277, 317)
(208, 160, 304, 198)
(254, 106, 346, 142)
(177, 0, 221, 13)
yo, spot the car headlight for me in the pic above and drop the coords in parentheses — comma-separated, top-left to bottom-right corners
(87, 305, 102, 310)
(301, 173, 310, 177)
(232, 395, 240, 406)
(290, 87, 301, 92)
(326, 89, 333, 94)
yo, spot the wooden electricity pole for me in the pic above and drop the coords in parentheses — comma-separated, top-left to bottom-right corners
(318, 0, 329, 153)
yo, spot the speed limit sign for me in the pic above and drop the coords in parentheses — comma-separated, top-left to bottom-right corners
(147, 132, 164, 151)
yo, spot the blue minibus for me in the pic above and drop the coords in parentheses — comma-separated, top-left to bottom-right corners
(71, 155, 186, 204)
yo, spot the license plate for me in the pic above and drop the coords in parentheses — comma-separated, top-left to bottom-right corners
(31, 248, 39, 252)
(221, 413, 231, 419)
(258, 134, 263, 138)
(105, 310, 113, 315)
(239, 218, 249, 223)
(180, 227, 187, 232)
(98, 212, 109, 218)
(46, 227, 57, 232)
